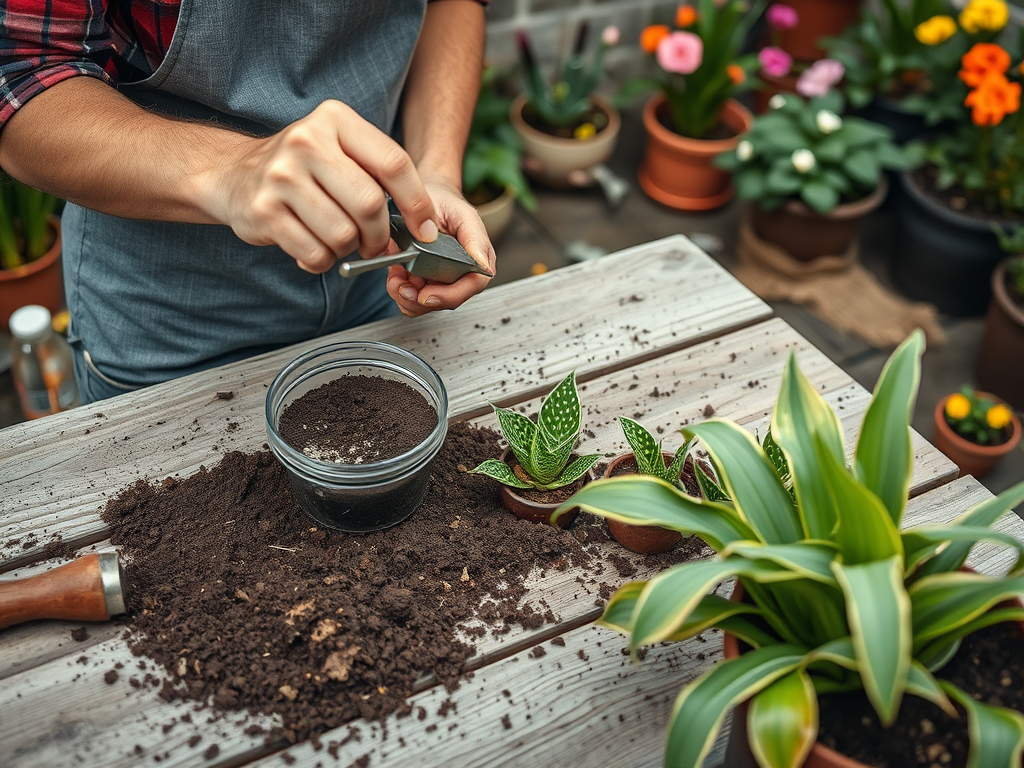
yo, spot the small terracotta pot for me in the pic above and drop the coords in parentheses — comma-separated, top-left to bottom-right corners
(0, 215, 63, 332)
(931, 394, 1021, 479)
(638, 96, 753, 211)
(497, 448, 593, 528)
(603, 453, 682, 554)
(776, 0, 865, 62)
(509, 95, 620, 187)
(975, 260, 1024, 411)
(751, 176, 888, 262)
(474, 186, 516, 242)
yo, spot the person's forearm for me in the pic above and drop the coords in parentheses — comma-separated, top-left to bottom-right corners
(0, 76, 248, 223)
(402, 0, 485, 188)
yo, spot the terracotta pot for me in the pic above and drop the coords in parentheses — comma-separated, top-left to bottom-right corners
(497, 448, 594, 528)
(931, 393, 1021, 479)
(638, 95, 753, 211)
(602, 453, 683, 554)
(975, 260, 1024, 410)
(751, 176, 887, 262)
(0, 215, 63, 332)
(474, 186, 516, 242)
(777, 0, 865, 62)
(509, 95, 620, 187)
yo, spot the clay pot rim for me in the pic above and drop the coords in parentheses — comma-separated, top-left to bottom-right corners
(497, 447, 596, 511)
(472, 184, 515, 214)
(899, 170, 1014, 234)
(768, 174, 889, 223)
(933, 393, 1022, 459)
(602, 450, 677, 479)
(991, 258, 1024, 327)
(509, 94, 621, 148)
(642, 94, 753, 155)
(0, 215, 61, 283)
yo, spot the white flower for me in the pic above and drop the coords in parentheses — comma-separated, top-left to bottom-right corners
(737, 140, 753, 161)
(768, 94, 787, 110)
(601, 26, 620, 46)
(816, 109, 843, 134)
(791, 148, 816, 173)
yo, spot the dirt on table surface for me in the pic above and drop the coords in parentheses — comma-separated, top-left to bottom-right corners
(103, 421, 708, 746)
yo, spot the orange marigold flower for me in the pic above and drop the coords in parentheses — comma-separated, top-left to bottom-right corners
(676, 5, 697, 27)
(641, 24, 671, 53)
(960, 43, 1012, 87)
(986, 403, 1014, 430)
(965, 71, 1021, 126)
(945, 393, 972, 421)
(727, 64, 745, 84)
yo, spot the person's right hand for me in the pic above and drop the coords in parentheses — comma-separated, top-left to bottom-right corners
(205, 100, 439, 274)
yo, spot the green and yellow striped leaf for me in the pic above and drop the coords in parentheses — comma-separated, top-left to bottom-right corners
(941, 682, 1024, 768)
(748, 670, 818, 768)
(903, 525, 1024, 576)
(910, 572, 1024, 649)
(905, 661, 957, 717)
(917, 607, 1024, 670)
(719, 541, 840, 585)
(598, 581, 646, 635)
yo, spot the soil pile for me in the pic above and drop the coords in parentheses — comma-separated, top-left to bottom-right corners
(103, 421, 705, 744)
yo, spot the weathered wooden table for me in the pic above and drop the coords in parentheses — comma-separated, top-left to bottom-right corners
(2, 235, 1023, 768)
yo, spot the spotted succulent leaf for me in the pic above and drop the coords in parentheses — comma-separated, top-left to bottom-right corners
(537, 371, 583, 449)
(529, 425, 574, 485)
(620, 416, 665, 477)
(696, 462, 729, 503)
(665, 436, 697, 489)
(543, 453, 601, 490)
(495, 407, 537, 468)
(468, 459, 534, 489)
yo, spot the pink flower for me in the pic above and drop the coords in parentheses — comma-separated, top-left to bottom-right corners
(601, 25, 620, 46)
(758, 46, 793, 78)
(657, 31, 704, 75)
(766, 4, 799, 30)
(796, 58, 846, 97)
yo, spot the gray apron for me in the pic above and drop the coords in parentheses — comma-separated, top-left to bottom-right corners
(65, 0, 427, 401)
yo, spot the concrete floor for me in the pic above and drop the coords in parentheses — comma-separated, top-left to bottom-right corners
(2, 101, 1021, 502)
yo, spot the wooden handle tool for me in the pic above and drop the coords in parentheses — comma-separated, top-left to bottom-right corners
(0, 552, 127, 630)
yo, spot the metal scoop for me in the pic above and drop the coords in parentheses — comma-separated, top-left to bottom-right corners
(339, 214, 492, 284)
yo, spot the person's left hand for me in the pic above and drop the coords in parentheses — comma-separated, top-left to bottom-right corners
(386, 177, 496, 317)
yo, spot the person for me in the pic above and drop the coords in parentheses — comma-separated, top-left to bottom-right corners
(0, 0, 495, 403)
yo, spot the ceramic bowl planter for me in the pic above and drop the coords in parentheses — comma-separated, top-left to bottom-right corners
(473, 186, 516, 242)
(976, 259, 1024, 410)
(751, 176, 887, 262)
(0, 215, 63, 332)
(931, 393, 1021, 479)
(498, 448, 594, 528)
(602, 452, 685, 554)
(509, 94, 620, 187)
(776, 0, 865, 62)
(639, 95, 753, 211)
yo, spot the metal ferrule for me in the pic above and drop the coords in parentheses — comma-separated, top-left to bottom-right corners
(98, 552, 127, 616)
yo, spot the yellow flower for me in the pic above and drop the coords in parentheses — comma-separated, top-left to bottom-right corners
(945, 393, 972, 420)
(959, 0, 1009, 34)
(986, 403, 1014, 430)
(915, 15, 957, 45)
(574, 122, 597, 140)
(531, 262, 548, 276)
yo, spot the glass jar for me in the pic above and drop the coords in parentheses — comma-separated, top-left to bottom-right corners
(265, 341, 448, 532)
(9, 304, 80, 419)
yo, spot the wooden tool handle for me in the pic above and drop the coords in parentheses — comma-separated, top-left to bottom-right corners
(0, 553, 112, 630)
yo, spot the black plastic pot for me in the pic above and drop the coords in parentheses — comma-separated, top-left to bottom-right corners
(892, 171, 1005, 316)
(976, 259, 1024, 409)
(854, 96, 927, 146)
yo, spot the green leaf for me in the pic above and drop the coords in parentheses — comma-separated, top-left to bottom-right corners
(685, 421, 803, 545)
(800, 181, 840, 214)
(537, 371, 582, 449)
(905, 661, 957, 718)
(494, 407, 537, 468)
(695, 462, 729, 502)
(833, 557, 912, 726)
(468, 459, 533, 489)
(664, 646, 806, 768)
(843, 150, 880, 187)
(735, 168, 767, 201)
(554, 474, 756, 550)
(917, 607, 1024, 669)
(910, 572, 1024, 648)
(545, 453, 601, 490)
(664, 437, 695, 488)
(526, 428, 572, 485)
(903, 525, 1024, 577)
(719, 541, 839, 585)
(766, 162, 804, 196)
(619, 417, 665, 477)
(598, 580, 646, 635)
(941, 683, 1024, 768)
(748, 670, 818, 768)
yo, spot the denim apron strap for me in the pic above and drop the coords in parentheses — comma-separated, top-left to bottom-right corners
(63, 0, 426, 396)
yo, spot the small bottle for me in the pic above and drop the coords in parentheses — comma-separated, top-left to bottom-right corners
(9, 305, 80, 419)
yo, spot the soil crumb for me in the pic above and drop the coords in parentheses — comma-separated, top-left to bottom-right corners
(71, 626, 89, 642)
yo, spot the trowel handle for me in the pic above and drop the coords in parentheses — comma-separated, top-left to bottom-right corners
(0, 552, 126, 630)
(339, 249, 416, 278)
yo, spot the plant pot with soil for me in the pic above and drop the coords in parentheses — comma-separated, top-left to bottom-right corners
(512, 23, 621, 186)
(555, 329, 1024, 768)
(977, 253, 1024, 409)
(778, 0, 864, 62)
(266, 341, 449, 533)
(471, 371, 600, 528)
(932, 387, 1021, 479)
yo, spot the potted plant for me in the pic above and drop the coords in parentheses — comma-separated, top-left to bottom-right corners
(621, 1, 764, 210)
(463, 66, 537, 242)
(470, 371, 601, 528)
(556, 330, 1024, 768)
(511, 23, 620, 187)
(976, 226, 1024, 408)
(715, 90, 916, 261)
(0, 175, 63, 331)
(932, 386, 1021, 478)
(773, 0, 866, 62)
(602, 417, 701, 554)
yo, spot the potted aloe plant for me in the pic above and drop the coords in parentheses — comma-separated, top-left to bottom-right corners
(0, 175, 63, 331)
(555, 330, 1024, 768)
(470, 371, 600, 527)
(512, 23, 620, 186)
(977, 227, 1024, 409)
(932, 386, 1021, 479)
(716, 90, 916, 261)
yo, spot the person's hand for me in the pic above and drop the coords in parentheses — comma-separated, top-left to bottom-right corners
(207, 100, 439, 274)
(386, 177, 496, 317)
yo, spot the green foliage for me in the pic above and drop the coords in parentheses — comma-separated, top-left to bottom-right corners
(463, 67, 536, 211)
(470, 371, 601, 491)
(618, 417, 694, 488)
(554, 331, 1024, 768)
(0, 174, 61, 270)
(716, 92, 918, 214)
